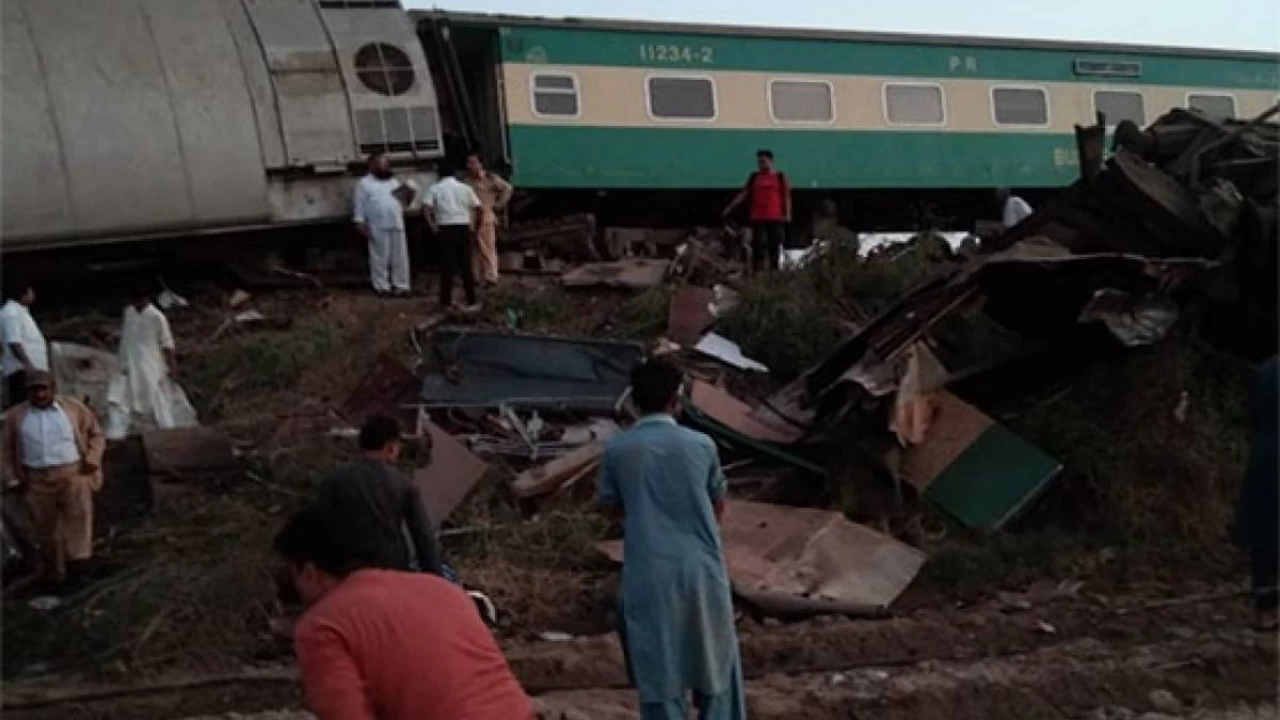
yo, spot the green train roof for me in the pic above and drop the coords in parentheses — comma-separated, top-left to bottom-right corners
(417, 9, 1279, 63)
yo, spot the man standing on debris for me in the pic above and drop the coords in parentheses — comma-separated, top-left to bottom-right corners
(423, 165, 483, 311)
(316, 415, 442, 576)
(2, 280, 48, 410)
(3, 371, 105, 586)
(1237, 355, 1278, 632)
(106, 289, 196, 440)
(598, 358, 746, 720)
(995, 187, 1034, 229)
(722, 149, 790, 273)
(274, 504, 534, 720)
(353, 152, 416, 297)
(463, 153, 514, 287)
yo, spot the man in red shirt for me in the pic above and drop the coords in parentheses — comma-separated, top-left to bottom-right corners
(722, 149, 791, 272)
(274, 505, 534, 720)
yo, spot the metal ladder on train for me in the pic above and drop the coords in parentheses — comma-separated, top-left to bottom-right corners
(427, 15, 482, 157)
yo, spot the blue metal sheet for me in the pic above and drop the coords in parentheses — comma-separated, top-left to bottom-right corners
(419, 326, 643, 413)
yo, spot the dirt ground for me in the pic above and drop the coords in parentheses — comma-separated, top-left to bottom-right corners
(2, 271, 1275, 719)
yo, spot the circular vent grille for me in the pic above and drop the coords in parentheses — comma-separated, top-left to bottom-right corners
(354, 43, 414, 96)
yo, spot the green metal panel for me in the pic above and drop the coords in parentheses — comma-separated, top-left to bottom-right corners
(498, 26, 1280, 90)
(921, 424, 1062, 531)
(507, 125, 1083, 189)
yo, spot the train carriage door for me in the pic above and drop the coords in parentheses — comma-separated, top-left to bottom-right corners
(242, 0, 357, 170)
(420, 17, 507, 171)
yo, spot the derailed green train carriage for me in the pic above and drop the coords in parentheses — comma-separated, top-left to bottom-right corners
(420, 11, 1279, 194)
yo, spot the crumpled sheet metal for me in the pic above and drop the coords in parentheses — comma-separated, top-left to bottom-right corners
(598, 500, 924, 616)
(413, 420, 489, 529)
(763, 236, 1217, 433)
(687, 381, 800, 444)
(420, 327, 643, 413)
(896, 390, 1061, 531)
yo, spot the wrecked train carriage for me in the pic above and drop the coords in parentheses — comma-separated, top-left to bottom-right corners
(762, 106, 1279, 438)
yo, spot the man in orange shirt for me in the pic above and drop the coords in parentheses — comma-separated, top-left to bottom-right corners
(274, 504, 534, 720)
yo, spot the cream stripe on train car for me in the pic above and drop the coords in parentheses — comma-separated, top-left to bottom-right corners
(503, 63, 1278, 132)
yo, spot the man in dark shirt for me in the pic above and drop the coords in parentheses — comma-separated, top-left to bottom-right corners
(316, 415, 442, 576)
(722, 149, 791, 273)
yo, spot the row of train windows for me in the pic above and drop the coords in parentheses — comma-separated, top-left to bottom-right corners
(530, 73, 1241, 127)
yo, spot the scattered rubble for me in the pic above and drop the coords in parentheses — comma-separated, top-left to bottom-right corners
(600, 499, 924, 617)
(141, 427, 237, 481)
(4, 103, 1275, 720)
(561, 259, 671, 290)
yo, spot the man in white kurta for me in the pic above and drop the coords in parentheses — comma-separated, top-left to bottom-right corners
(353, 153, 416, 296)
(106, 293, 196, 440)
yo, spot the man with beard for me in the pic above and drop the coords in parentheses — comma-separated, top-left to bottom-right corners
(353, 152, 416, 296)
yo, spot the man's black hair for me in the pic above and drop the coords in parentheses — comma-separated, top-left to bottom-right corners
(367, 151, 386, 165)
(273, 504, 360, 578)
(3, 279, 31, 302)
(359, 414, 401, 452)
(756, 149, 774, 160)
(629, 358, 684, 415)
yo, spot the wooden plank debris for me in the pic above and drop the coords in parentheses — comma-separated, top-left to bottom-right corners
(510, 442, 603, 499)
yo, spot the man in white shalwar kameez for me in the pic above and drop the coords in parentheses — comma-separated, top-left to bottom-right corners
(106, 291, 197, 440)
(353, 152, 416, 296)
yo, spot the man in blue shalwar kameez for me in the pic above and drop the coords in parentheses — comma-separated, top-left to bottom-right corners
(598, 359, 747, 720)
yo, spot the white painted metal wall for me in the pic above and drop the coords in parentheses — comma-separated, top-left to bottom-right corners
(1, 0, 442, 251)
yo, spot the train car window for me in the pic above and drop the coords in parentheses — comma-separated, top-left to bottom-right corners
(354, 43, 415, 96)
(769, 80, 835, 124)
(1186, 93, 1236, 119)
(1092, 90, 1146, 127)
(991, 87, 1049, 126)
(883, 83, 945, 126)
(531, 73, 580, 117)
(647, 76, 717, 120)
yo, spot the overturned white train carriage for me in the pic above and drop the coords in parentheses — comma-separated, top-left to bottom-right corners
(1, 0, 443, 252)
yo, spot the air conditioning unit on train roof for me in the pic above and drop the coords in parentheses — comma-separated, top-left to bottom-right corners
(318, 0, 445, 163)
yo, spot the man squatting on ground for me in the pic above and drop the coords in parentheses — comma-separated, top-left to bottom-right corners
(274, 503, 534, 720)
(722, 149, 791, 273)
(598, 358, 747, 720)
(3, 371, 106, 587)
